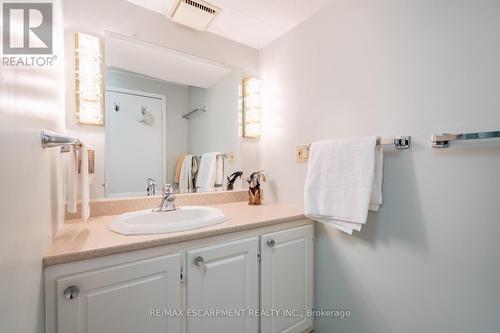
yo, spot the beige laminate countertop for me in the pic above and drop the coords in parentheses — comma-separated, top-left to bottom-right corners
(43, 202, 305, 267)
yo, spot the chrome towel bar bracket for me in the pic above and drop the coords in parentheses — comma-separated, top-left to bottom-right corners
(380, 136, 411, 149)
(431, 130, 500, 148)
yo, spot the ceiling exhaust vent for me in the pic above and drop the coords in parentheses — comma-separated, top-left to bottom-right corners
(168, 0, 220, 31)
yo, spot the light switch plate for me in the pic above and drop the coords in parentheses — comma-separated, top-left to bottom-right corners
(296, 145, 309, 162)
(226, 152, 235, 163)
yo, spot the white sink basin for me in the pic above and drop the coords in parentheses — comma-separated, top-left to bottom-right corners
(109, 206, 228, 235)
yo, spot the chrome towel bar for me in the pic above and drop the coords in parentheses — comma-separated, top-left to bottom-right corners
(41, 129, 80, 152)
(306, 136, 411, 150)
(431, 130, 500, 148)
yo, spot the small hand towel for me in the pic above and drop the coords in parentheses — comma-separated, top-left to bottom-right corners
(65, 145, 78, 213)
(79, 144, 90, 222)
(196, 152, 219, 190)
(304, 137, 383, 234)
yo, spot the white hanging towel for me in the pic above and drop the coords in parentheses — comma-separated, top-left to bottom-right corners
(179, 154, 194, 191)
(304, 137, 383, 235)
(65, 145, 78, 213)
(196, 152, 219, 190)
(369, 144, 384, 212)
(79, 144, 90, 222)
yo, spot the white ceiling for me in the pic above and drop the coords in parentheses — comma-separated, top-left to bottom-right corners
(127, 0, 333, 49)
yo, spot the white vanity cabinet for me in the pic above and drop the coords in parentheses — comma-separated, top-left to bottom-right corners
(47, 253, 182, 333)
(186, 237, 259, 333)
(45, 223, 314, 333)
(260, 225, 314, 333)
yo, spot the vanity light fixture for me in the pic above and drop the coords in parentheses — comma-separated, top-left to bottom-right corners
(75, 32, 105, 125)
(241, 77, 261, 138)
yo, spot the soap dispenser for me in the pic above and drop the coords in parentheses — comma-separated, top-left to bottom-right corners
(247, 171, 266, 205)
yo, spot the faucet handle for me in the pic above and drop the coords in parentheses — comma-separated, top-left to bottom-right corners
(162, 184, 173, 195)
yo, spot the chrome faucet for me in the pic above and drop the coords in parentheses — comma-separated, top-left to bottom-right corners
(146, 178, 157, 196)
(153, 184, 177, 212)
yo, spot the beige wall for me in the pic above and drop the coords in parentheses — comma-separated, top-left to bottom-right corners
(0, 1, 65, 332)
(259, 0, 500, 332)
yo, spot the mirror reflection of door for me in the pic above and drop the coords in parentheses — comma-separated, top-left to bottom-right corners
(105, 89, 166, 198)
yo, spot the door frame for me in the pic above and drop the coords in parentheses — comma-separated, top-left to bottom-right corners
(105, 87, 167, 198)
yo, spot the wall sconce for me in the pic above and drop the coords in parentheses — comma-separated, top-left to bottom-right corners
(241, 77, 261, 138)
(75, 32, 104, 125)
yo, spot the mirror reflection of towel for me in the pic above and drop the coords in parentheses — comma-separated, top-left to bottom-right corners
(214, 155, 225, 187)
(196, 152, 219, 190)
(174, 154, 186, 184)
(191, 157, 198, 188)
(179, 154, 194, 190)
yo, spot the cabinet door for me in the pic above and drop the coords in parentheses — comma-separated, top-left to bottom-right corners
(56, 253, 182, 333)
(260, 225, 314, 333)
(187, 237, 259, 333)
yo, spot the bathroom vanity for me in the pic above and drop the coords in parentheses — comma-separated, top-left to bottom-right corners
(39, 10, 317, 332)
(44, 202, 314, 333)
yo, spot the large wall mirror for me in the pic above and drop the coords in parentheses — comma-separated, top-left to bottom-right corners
(96, 33, 245, 198)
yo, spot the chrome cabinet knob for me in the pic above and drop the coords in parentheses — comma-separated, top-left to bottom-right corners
(63, 286, 79, 300)
(194, 256, 204, 267)
(267, 239, 276, 247)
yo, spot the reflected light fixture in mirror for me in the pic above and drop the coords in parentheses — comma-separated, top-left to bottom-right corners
(75, 32, 104, 125)
(242, 77, 261, 138)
